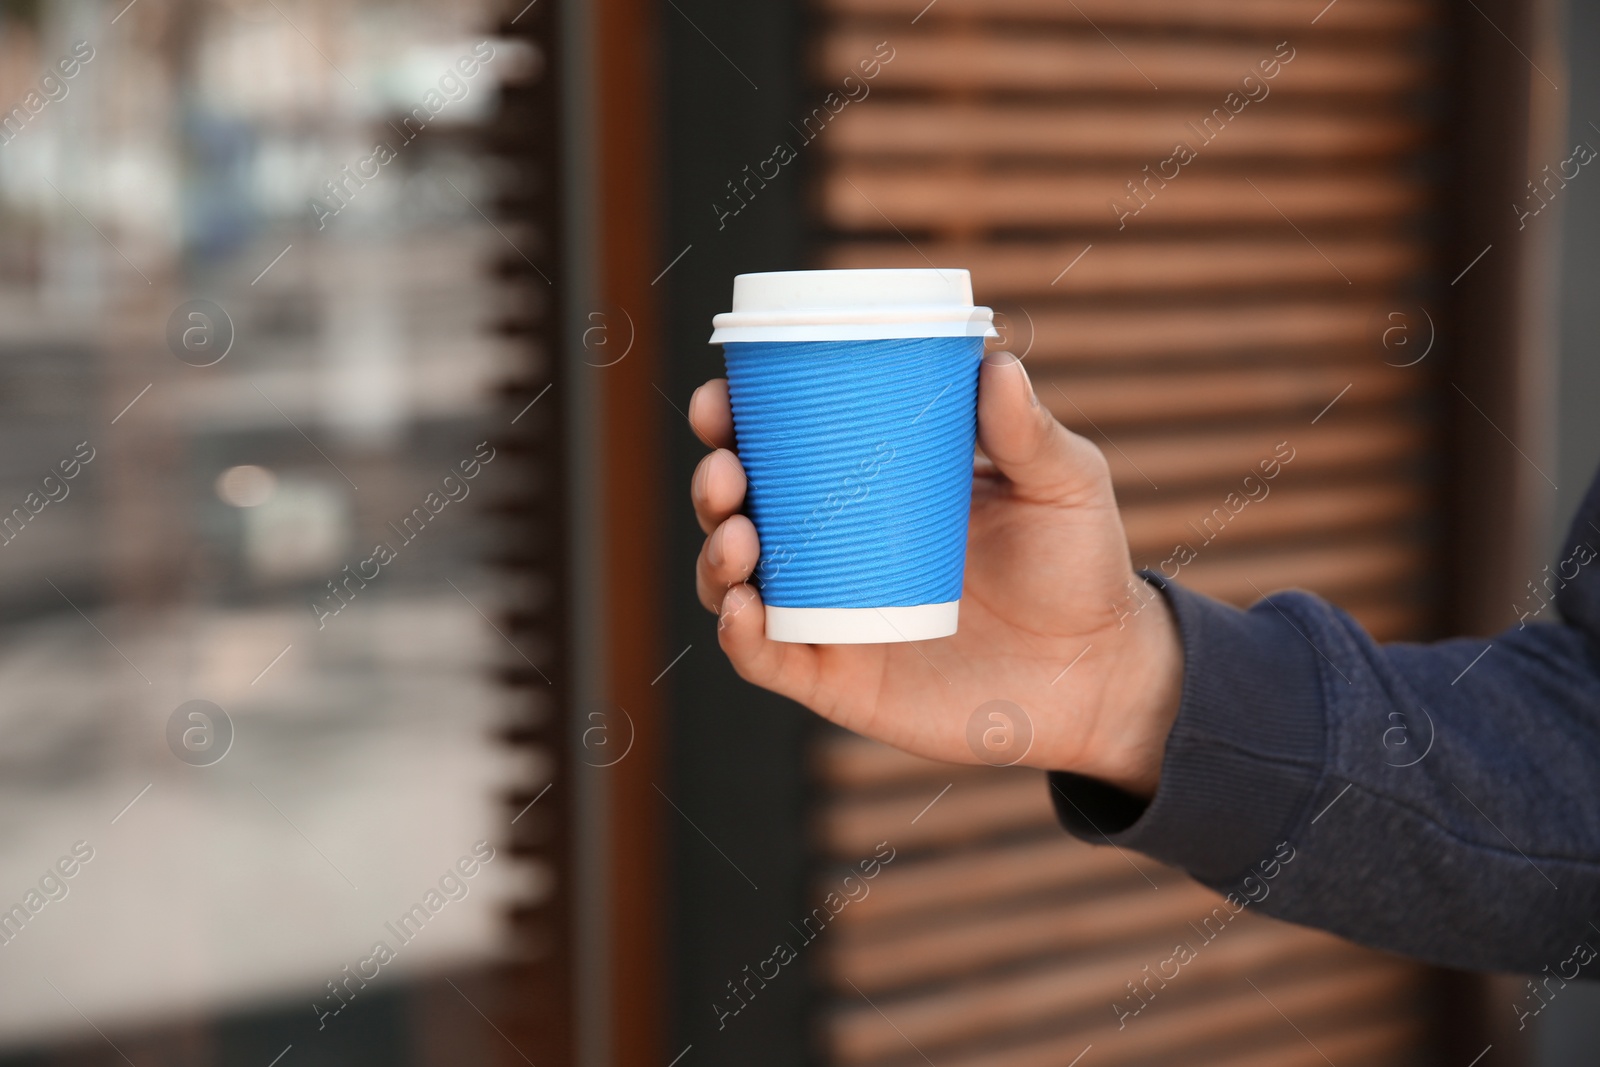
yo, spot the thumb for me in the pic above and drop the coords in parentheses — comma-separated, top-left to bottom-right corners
(977, 351, 1110, 506)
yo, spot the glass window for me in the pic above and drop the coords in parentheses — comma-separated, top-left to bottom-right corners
(0, 1, 542, 1062)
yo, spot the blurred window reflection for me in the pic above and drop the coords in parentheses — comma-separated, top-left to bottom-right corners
(0, 0, 537, 1060)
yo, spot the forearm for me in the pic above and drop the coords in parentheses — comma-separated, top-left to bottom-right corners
(1051, 575, 1600, 974)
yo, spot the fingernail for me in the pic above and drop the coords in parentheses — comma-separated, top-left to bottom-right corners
(720, 587, 745, 621)
(707, 524, 725, 567)
(692, 459, 708, 501)
(1018, 359, 1039, 407)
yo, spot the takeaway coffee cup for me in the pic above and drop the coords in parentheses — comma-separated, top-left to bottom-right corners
(709, 269, 996, 644)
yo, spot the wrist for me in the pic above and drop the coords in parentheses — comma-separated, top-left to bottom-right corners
(1077, 576, 1184, 799)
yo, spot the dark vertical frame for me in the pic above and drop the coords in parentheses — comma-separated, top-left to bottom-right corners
(1553, 0, 1600, 523)
(660, 1, 817, 1064)
(1442, 0, 1560, 639)
(593, 0, 670, 1060)
(1535, 0, 1600, 1056)
(1438, 0, 1561, 1063)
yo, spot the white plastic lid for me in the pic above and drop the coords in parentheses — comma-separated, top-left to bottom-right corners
(709, 268, 997, 343)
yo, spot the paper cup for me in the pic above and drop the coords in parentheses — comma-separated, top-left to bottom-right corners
(710, 269, 996, 644)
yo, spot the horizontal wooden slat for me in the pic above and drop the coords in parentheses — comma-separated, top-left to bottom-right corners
(1122, 479, 1426, 559)
(829, 103, 1425, 161)
(823, 167, 1427, 232)
(1046, 361, 1420, 428)
(1199, 1019, 1426, 1067)
(827, 919, 1374, 1062)
(816, 771, 1056, 857)
(1023, 303, 1398, 361)
(820, 238, 1430, 295)
(826, 832, 1170, 927)
(819, 33, 1431, 96)
(1094, 420, 1427, 491)
(812, 729, 981, 791)
(909, 963, 1425, 1067)
(817, 0, 1435, 33)
(826, 877, 1227, 993)
(1177, 536, 1424, 602)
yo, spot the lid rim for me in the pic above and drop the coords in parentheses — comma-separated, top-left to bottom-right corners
(716, 268, 993, 343)
(710, 322, 999, 343)
(728, 268, 979, 316)
(712, 306, 994, 327)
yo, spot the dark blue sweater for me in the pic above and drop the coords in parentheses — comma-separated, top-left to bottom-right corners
(1049, 467, 1600, 977)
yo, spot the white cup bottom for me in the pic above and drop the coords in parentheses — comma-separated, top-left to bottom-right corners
(763, 602, 959, 645)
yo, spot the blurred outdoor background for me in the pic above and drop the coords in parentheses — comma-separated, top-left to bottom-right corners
(0, 0, 1597, 1065)
(0, 0, 552, 1063)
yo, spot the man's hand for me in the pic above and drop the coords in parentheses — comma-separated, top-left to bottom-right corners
(689, 351, 1183, 798)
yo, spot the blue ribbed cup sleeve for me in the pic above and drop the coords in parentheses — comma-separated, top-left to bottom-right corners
(722, 336, 981, 609)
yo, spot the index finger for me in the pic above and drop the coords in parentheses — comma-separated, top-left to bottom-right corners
(689, 378, 735, 450)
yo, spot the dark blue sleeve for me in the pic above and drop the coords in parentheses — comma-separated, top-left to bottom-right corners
(1049, 472, 1600, 976)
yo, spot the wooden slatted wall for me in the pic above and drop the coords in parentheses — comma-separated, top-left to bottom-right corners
(805, 0, 1444, 1063)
